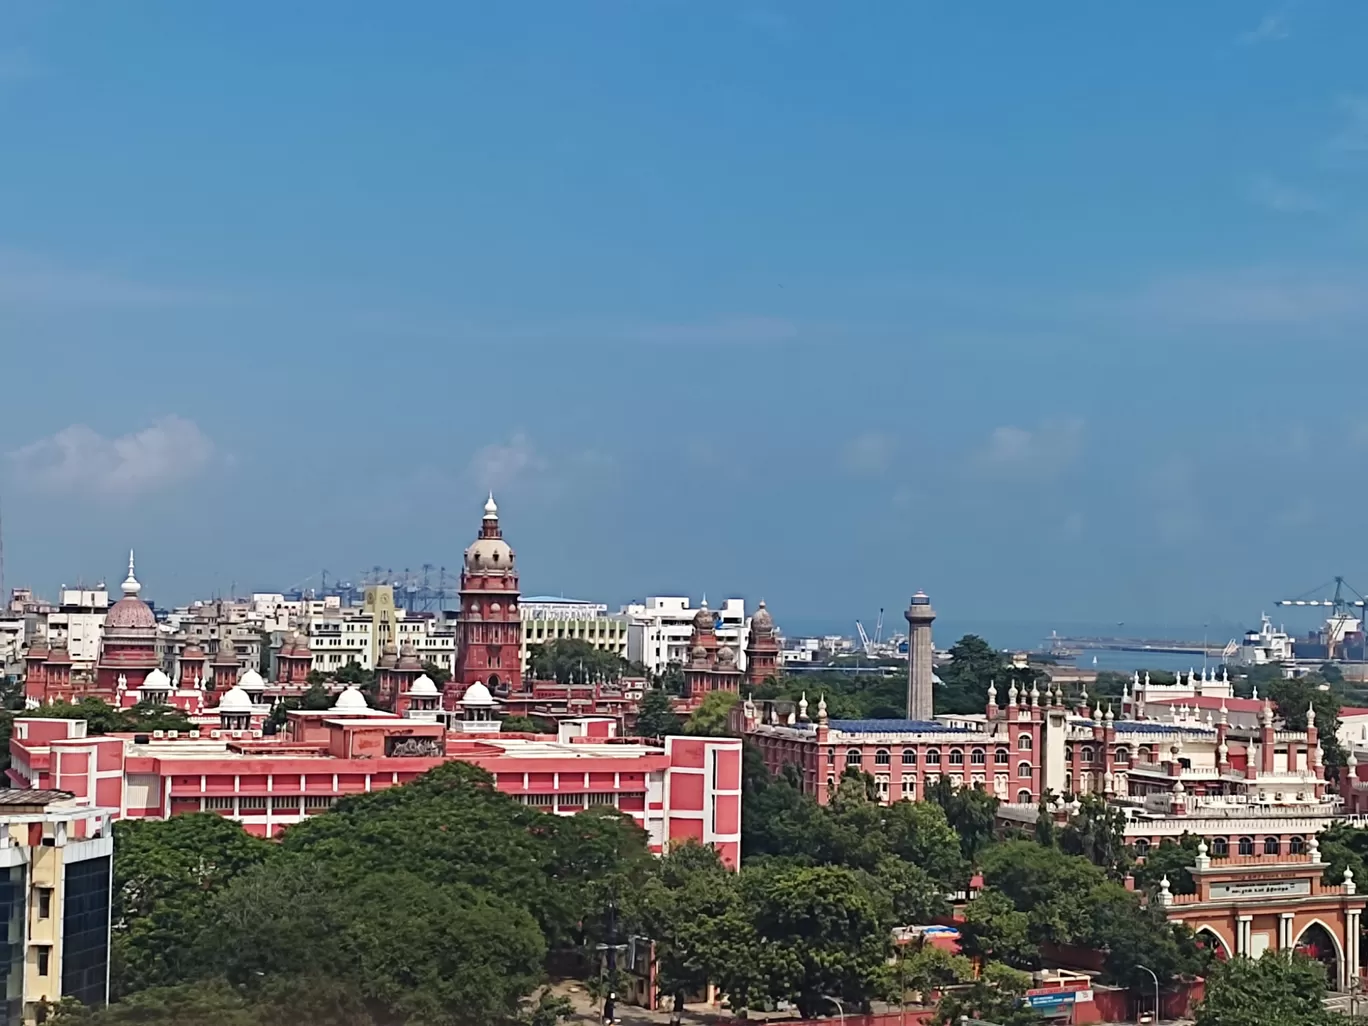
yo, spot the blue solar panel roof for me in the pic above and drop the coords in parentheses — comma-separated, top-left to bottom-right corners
(1113, 722, 1213, 735)
(831, 719, 974, 734)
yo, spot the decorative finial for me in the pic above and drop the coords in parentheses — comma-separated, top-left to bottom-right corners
(987, 680, 997, 703)
(1307, 701, 1316, 728)
(121, 549, 142, 596)
(483, 492, 498, 518)
(817, 693, 828, 723)
(1252, 683, 1259, 700)
(798, 692, 809, 721)
(1345, 868, 1357, 895)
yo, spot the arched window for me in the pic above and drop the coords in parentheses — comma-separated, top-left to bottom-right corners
(827, 776, 836, 792)
(1135, 838, 1150, 856)
(902, 749, 917, 765)
(1239, 836, 1255, 856)
(1211, 837, 1229, 857)
(949, 749, 964, 765)
(1138, 745, 1153, 761)
(926, 749, 941, 765)
(1081, 746, 1094, 763)
(1264, 837, 1281, 856)
(1018, 762, 1032, 779)
(827, 749, 835, 765)
(1290, 836, 1306, 855)
(902, 780, 916, 800)
(1018, 734, 1033, 751)
(1066, 745, 1075, 762)
(846, 749, 863, 769)
(1017, 789, 1033, 803)
(971, 748, 986, 765)
(875, 748, 891, 765)
(1114, 747, 1130, 764)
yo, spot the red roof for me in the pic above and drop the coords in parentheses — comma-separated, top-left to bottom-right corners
(1146, 695, 1264, 713)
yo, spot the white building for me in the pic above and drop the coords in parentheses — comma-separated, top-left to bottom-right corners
(624, 596, 750, 675)
(519, 597, 629, 674)
(42, 588, 110, 669)
(304, 610, 456, 674)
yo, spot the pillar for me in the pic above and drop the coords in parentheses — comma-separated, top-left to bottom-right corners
(1347, 911, 1361, 991)
(1237, 915, 1253, 956)
(1279, 913, 1295, 950)
(904, 592, 936, 721)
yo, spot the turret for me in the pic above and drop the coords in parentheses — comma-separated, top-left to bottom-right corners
(986, 680, 998, 719)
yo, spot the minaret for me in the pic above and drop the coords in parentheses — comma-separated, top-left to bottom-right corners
(904, 591, 936, 720)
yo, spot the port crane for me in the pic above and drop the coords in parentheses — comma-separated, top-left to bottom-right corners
(1276, 576, 1368, 661)
(854, 608, 884, 658)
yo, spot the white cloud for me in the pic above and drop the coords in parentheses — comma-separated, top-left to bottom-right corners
(467, 432, 541, 492)
(1237, 11, 1289, 45)
(1246, 175, 1323, 214)
(972, 419, 1083, 480)
(9, 416, 215, 500)
(844, 431, 896, 477)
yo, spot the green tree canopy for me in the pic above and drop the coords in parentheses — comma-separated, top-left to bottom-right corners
(633, 688, 681, 738)
(21, 697, 193, 735)
(1195, 951, 1348, 1026)
(685, 690, 738, 736)
(529, 639, 626, 684)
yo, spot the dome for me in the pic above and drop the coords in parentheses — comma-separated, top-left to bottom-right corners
(107, 550, 156, 630)
(238, 668, 266, 693)
(217, 685, 254, 714)
(332, 684, 369, 712)
(717, 644, 736, 665)
(397, 642, 422, 670)
(215, 636, 238, 662)
(377, 639, 399, 670)
(461, 680, 494, 706)
(290, 630, 312, 655)
(464, 537, 515, 573)
(141, 667, 171, 691)
(409, 673, 439, 696)
(750, 601, 774, 634)
(692, 605, 715, 631)
(691, 644, 708, 661)
(181, 641, 206, 659)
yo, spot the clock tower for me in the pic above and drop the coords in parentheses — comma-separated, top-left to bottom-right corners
(450, 494, 522, 706)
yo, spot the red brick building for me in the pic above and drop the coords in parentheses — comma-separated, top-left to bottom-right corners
(450, 495, 522, 704)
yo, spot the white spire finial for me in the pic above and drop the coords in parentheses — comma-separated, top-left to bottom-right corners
(483, 492, 498, 519)
(122, 549, 141, 596)
(987, 680, 997, 703)
(1307, 701, 1316, 728)
(817, 693, 828, 723)
(1252, 683, 1259, 700)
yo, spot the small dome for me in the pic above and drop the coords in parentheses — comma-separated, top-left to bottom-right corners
(461, 680, 494, 706)
(750, 601, 774, 634)
(465, 538, 515, 573)
(484, 492, 499, 519)
(141, 667, 171, 691)
(107, 596, 156, 630)
(397, 642, 422, 670)
(409, 673, 439, 696)
(181, 641, 206, 659)
(717, 644, 736, 666)
(691, 644, 708, 661)
(217, 685, 254, 714)
(215, 636, 238, 661)
(332, 684, 369, 712)
(692, 605, 715, 631)
(377, 639, 399, 669)
(238, 668, 266, 693)
(290, 630, 312, 655)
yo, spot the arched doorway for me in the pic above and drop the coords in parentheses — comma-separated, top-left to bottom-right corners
(487, 673, 500, 690)
(1194, 927, 1230, 961)
(1295, 921, 1341, 987)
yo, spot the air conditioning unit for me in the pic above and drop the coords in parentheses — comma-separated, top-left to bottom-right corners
(152, 730, 165, 739)
(210, 730, 221, 739)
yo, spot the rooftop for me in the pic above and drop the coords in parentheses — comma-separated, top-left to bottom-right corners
(0, 789, 74, 806)
(831, 719, 975, 734)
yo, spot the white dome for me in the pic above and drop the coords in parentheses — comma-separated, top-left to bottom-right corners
(461, 680, 494, 706)
(238, 668, 266, 692)
(141, 667, 171, 691)
(217, 685, 253, 714)
(409, 673, 439, 696)
(464, 537, 515, 574)
(332, 684, 369, 712)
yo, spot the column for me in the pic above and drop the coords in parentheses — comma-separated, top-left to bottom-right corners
(1280, 913, 1295, 950)
(1237, 915, 1253, 956)
(1348, 911, 1361, 991)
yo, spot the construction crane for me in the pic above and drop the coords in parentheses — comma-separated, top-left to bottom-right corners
(1276, 577, 1368, 661)
(873, 607, 884, 645)
(855, 621, 875, 658)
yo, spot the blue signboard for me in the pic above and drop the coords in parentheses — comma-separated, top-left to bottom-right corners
(1025, 991, 1077, 1014)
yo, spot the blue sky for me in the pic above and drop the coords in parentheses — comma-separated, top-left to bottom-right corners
(4, 2, 1368, 637)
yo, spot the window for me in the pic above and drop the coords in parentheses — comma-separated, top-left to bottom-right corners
(995, 748, 1009, 765)
(38, 888, 51, 919)
(1018, 734, 1033, 751)
(1066, 745, 1075, 762)
(845, 749, 863, 769)
(203, 796, 233, 810)
(827, 749, 835, 765)
(902, 749, 917, 765)
(926, 749, 941, 765)
(1018, 762, 1032, 779)
(1211, 837, 1229, 857)
(949, 749, 964, 765)
(1081, 746, 1094, 763)
(1290, 835, 1306, 855)
(1134, 839, 1150, 856)
(272, 796, 300, 811)
(303, 796, 336, 810)
(586, 793, 617, 806)
(971, 748, 986, 765)
(902, 780, 916, 800)
(1017, 789, 1032, 803)
(1114, 747, 1130, 764)
(239, 796, 267, 812)
(1238, 836, 1255, 856)
(875, 748, 891, 766)
(37, 948, 49, 976)
(1264, 837, 1280, 856)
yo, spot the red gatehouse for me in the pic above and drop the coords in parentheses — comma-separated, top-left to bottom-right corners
(1161, 835, 1365, 990)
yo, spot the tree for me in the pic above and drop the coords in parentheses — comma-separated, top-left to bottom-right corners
(654, 662, 687, 695)
(936, 635, 1049, 715)
(500, 715, 554, 733)
(897, 945, 973, 1003)
(633, 688, 681, 739)
(21, 697, 192, 735)
(740, 864, 895, 1017)
(1267, 674, 1346, 772)
(957, 888, 1034, 967)
(1085, 881, 1208, 991)
(935, 963, 1039, 1026)
(1059, 793, 1133, 877)
(926, 776, 999, 860)
(530, 639, 626, 685)
(685, 691, 738, 736)
(1195, 951, 1347, 1026)
(111, 814, 274, 996)
(979, 840, 1106, 947)
(1132, 836, 1199, 896)
(421, 660, 452, 687)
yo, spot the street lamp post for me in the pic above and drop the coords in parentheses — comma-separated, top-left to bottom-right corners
(1137, 964, 1161, 1024)
(823, 994, 845, 1026)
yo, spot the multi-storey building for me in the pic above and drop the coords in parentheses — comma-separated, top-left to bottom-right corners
(451, 495, 522, 702)
(42, 589, 109, 669)
(8, 709, 743, 868)
(519, 597, 628, 674)
(624, 597, 750, 676)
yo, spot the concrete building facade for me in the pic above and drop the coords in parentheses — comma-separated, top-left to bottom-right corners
(519, 597, 628, 674)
